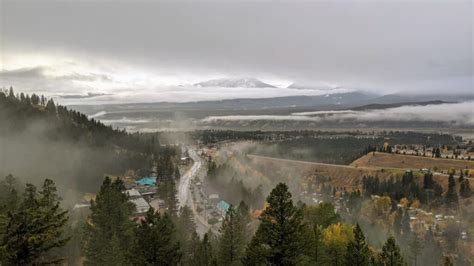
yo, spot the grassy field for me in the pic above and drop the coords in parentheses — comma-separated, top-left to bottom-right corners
(350, 152, 474, 176)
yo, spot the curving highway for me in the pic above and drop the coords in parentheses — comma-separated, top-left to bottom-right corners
(178, 148, 202, 208)
(177, 148, 214, 235)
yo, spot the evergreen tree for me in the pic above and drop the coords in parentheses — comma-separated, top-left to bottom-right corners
(177, 206, 196, 238)
(243, 183, 306, 265)
(218, 205, 244, 265)
(8, 86, 15, 99)
(303, 202, 340, 229)
(187, 231, 203, 265)
(21, 183, 38, 209)
(130, 207, 181, 265)
(157, 155, 176, 180)
(0, 179, 69, 264)
(158, 179, 179, 217)
(0, 175, 20, 214)
(242, 233, 269, 266)
(45, 99, 56, 113)
(345, 224, 370, 266)
(31, 93, 39, 105)
(423, 172, 434, 189)
(433, 183, 444, 205)
(99, 234, 128, 265)
(177, 206, 197, 265)
(458, 171, 465, 184)
(83, 177, 134, 265)
(237, 200, 252, 244)
(379, 236, 404, 266)
(307, 225, 324, 264)
(195, 233, 216, 266)
(459, 178, 472, 198)
(445, 174, 459, 207)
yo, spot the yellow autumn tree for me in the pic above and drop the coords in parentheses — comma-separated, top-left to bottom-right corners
(322, 223, 354, 265)
(399, 197, 409, 208)
(411, 199, 421, 209)
(373, 196, 392, 218)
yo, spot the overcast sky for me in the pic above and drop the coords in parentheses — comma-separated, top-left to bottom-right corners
(0, 0, 472, 103)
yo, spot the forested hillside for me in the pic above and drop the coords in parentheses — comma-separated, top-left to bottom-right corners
(0, 87, 157, 192)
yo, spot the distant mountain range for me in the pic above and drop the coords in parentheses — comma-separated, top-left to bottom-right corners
(71, 91, 474, 116)
(194, 78, 276, 88)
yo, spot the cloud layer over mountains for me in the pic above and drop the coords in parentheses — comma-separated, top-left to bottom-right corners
(1, 0, 472, 103)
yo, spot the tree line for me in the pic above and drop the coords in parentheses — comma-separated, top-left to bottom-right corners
(1, 173, 430, 265)
(362, 170, 471, 210)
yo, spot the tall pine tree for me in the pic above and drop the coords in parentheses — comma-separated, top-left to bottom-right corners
(379, 236, 405, 266)
(345, 224, 370, 266)
(157, 179, 179, 217)
(445, 174, 459, 207)
(459, 174, 472, 198)
(130, 207, 181, 265)
(0, 179, 69, 264)
(177, 206, 198, 265)
(237, 201, 252, 244)
(195, 233, 216, 266)
(83, 177, 134, 265)
(218, 205, 244, 265)
(243, 183, 306, 265)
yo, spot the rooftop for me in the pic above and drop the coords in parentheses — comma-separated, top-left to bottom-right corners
(125, 188, 141, 197)
(209, 194, 219, 199)
(130, 197, 150, 214)
(136, 177, 157, 186)
(217, 200, 230, 213)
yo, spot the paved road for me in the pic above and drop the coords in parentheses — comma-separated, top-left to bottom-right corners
(178, 149, 202, 208)
(177, 148, 212, 235)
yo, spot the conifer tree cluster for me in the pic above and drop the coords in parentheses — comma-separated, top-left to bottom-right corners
(2, 174, 464, 265)
(0, 176, 69, 264)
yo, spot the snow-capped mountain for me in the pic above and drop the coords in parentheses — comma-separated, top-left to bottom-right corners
(194, 78, 276, 88)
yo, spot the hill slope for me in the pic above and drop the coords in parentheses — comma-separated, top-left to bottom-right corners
(0, 88, 156, 192)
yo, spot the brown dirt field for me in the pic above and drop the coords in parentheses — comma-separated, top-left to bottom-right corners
(350, 152, 474, 176)
(247, 155, 396, 190)
(247, 154, 467, 191)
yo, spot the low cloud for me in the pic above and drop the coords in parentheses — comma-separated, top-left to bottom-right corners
(99, 118, 151, 124)
(203, 101, 474, 126)
(292, 110, 356, 116)
(0, 66, 111, 82)
(0, 67, 47, 81)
